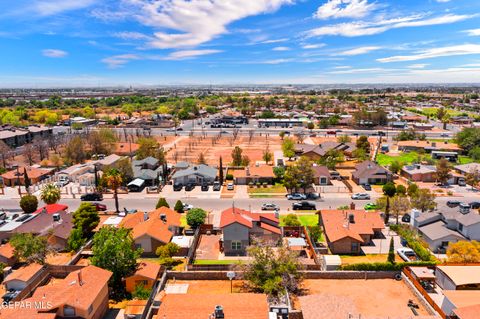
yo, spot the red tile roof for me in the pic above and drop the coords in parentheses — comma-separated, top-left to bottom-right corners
(454, 304, 480, 319)
(0, 242, 15, 259)
(220, 207, 279, 234)
(260, 222, 281, 235)
(4, 263, 44, 283)
(319, 210, 385, 243)
(130, 261, 161, 280)
(34, 203, 68, 214)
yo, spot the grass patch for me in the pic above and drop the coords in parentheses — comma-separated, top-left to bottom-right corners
(180, 215, 187, 227)
(194, 259, 243, 265)
(376, 152, 420, 166)
(280, 214, 318, 226)
(247, 183, 286, 194)
(458, 156, 475, 165)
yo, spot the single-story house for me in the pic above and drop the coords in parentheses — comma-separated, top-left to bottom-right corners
(1, 166, 54, 186)
(454, 163, 480, 175)
(295, 142, 357, 161)
(125, 261, 161, 293)
(312, 165, 332, 185)
(351, 160, 393, 185)
(436, 266, 480, 290)
(219, 207, 281, 256)
(233, 164, 275, 185)
(132, 156, 165, 186)
(3, 263, 44, 291)
(397, 140, 461, 153)
(171, 164, 217, 186)
(318, 210, 385, 255)
(401, 164, 437, 182)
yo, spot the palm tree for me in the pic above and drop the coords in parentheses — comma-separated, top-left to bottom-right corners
(41, 183, 61, 204)
(104, 168, 123, 213)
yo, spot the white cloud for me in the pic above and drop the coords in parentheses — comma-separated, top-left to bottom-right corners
(302, 43, 326, 49)
(378, 44, 480, 63)
(113, 31, 152, 40)
(314, 0, 377, 20)
(164, 49, 222, 60)
(34, 0, 96, 16)
(262, 58, 294, 64)
(101, 54, 139, 68)
(407, 64, 429, 69)
(42, 49, 68, 58)
(272, 46, 291, 51)
(306, 13, 474, 38)
(338, 46, 381, 56)
(464, 29, 480, 36)
(328, 67, 395, 74)
(124, 0, 293, 49)
(261, 38, 290, 44)
(436, 0, 451, 2)
(333, 65, 351, 69)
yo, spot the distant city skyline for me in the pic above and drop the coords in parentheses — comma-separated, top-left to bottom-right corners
(1, 0, 480, 87)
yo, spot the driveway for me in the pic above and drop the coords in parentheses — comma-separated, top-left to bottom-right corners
(361, 227, 403, 255)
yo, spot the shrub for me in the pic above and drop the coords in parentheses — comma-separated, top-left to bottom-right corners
(19, 195, 38, 214)
(156, 197, 170, 209)
(132, 283, 152, 299)
(340, 261, 437, 271)
(174, 200, 184, 214)
(284, 214, 301, 226)
(248, 182, 254, 188)
(262, 182, 268, 188)
(186, 208, 207, 228)
(226, 174, 234, 180)
(256, 182, 261, 188)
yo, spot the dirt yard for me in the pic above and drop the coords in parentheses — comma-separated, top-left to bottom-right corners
(165, 134, 282, 166)
(298, 279, 434, 319)
(166, 280, 249, 294)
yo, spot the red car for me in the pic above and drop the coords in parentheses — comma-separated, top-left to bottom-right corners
(326, 131, 336, 135)
(92, 203, 107, 211)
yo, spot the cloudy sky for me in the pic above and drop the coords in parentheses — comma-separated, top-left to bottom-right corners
(1, 0, 480, 86)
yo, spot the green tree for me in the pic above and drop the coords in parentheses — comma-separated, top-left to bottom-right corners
(231, 146, 244, 166)
(64, 135, 87, 164)
(279, 131, 286, 140)
(436, 158, 451, 186)
(389, 160, 403, 174)
(337, 135, 351, 143)
(319, 149, 344, 170)
(407, 183, 419, 197)
(454, 127, 480, 152)
(307, 122, 315, 131)
(282, 137, 295, 160)
(356, 135, 370, 153)
(186, 208, 207, 228)
(387, 237, 395, 263)
(72, 203, 100, 238)
(156, 197, 170, 209)
(411, 188, 437, 212)
(284, 214, 301, 226)
(263, 147, 273, 165)
(242, 241, 303, 300)
(10, 233, 48, 264)
(132, 283, 152, 299)
(40, 183, 61, 204)
(283, 165, 300, 193)
(136, 137, 166, 163)
(104, 168, 123, 214)
(396, 184, 407, 196)
(296, 156, 315, 193)
(91, 227, 142, 294)
(352, 148, 368, 161)
(382, 182, 397, 224)
(468, 146, 480, 161)
(19, 194, 38, 214)
(219, 156, 224, 184)
(156, 242, 181, 269)
(67, 228, 86, 252)
(391, 195, 411, 224)
(174, 200, 184, 214)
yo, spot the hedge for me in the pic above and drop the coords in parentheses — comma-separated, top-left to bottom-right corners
(390, 224, 437, 262)
(340, 261, 438, 271)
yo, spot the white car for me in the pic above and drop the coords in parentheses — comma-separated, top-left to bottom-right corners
(286, 193, 307, 200)
(397, 248, 417, 262)
(183, 203, 194, 211)
(227, 183, 234, 190)
(351, 193, 371, 200)
(261, 203, 279, 211)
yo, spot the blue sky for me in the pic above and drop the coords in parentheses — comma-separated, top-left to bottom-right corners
(1, 0, 480, 87)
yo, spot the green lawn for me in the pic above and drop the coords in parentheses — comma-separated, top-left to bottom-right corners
(376, 152, 420, 166)
(180, 215, 187, 227)
(407, 107, 467, 118)
(247, 183, 286, 194)
(194, 259, 243, 265)
(458, 156, 475, 165)
(279, 214, 318, 226)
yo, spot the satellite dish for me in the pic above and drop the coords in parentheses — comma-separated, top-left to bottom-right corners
(226, 271, 236, 280)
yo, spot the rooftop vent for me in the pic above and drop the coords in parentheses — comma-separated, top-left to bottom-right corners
(144, 211, 149, 221)
(53, 213, 61, 222)
(214, 305, 224, 319)
(348, 213, 355, 224)
(160, 214, 167, 222)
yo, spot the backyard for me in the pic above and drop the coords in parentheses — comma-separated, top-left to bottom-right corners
(376, 151, 420, 166)
(279, 214, 318, 226)
(340, 254, 403, 265)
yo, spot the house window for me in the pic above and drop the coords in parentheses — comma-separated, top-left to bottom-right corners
(64, 306, 76, 317)
(135, 244, 142, 250)
(459, 223, 463, 232)
(320, 177, 327, 185)
(441, 241, 449, 248)
(231, 241, 242, 250)
(351, 242, 359, 252)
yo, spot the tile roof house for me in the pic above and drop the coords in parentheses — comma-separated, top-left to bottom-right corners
(1, 166, 54, 186)
(125, 261, 161, 293)
(318, 210, 385, 254)
(155, 293, 269, 319)
(0, 242, 16, 266)
(351, 160, 393, 185)
(3, 263, 44, 291)
(0, 265, 112, 319)
(397, 140, 461, 153)
(441, 290, 480, 318)
(232, 164, 275, 185)
(171, 164, 217, 186)
(413, 209, 480, 253)
(312, 165, 332, 185)
(220, 207, 281, 256)
(121, 207, 181, 256)
(295, 142, 357, 160)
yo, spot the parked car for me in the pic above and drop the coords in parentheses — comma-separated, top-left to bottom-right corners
(92, 203, 107, 211)
(227, 182, 234, 190)
(458, 179, 466, 186)
(401, 214, 411, 223)
(446, 200, 461, 208)
(201, 183, 209, 191)
(185, 183, 195, 191)
(261, 203, 279, 211)
(351, 193, 370, 200)
(173, 183, 183, 191)
(213, 181, 221, 191)
(306, 192, 320, 200)
(55, 179, 69, 187)
(292, 201, 317, 210)
(440, 133, 450, 137)
(469, 201, 480, 209)
(362, 184, 372, 191)
(286, 193, 307, 200)
(183, 203, 193, 211)
(397, 248, 418, 262)
(364, 203, 377, 210)
(80, 192, 103, 201)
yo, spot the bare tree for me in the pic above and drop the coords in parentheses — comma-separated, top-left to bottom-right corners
(295, 131, 305, 144)
(233, 128, 240, 141)
(0, 140, 11, 168)
(23, 143, 36, 166)
(33, 137, 49, 161)
(248, 130, 255, 144)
